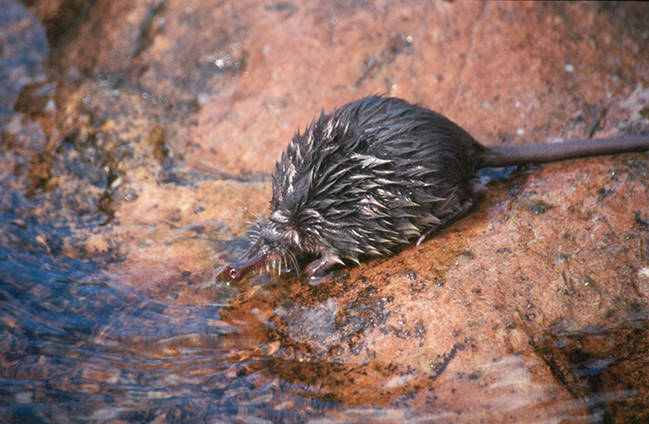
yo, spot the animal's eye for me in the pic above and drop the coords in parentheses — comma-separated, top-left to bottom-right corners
(260, 224, 281, 242)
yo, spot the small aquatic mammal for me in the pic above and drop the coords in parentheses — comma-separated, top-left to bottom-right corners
(220, 96, 649, 281)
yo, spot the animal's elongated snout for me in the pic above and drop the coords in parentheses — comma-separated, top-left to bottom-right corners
(220, 250, 268, 281)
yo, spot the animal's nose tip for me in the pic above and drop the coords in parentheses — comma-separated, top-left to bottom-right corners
(226, 265, 243, 281)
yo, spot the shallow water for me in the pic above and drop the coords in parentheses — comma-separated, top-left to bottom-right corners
(0, 248, 326, 422)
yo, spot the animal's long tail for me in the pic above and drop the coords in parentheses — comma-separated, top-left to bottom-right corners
(479, 135, 649, 168)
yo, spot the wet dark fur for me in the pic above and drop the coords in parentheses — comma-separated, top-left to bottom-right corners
(221, 96, 649, 280)
(275, 97, 485, 248)
(223, 96, 487, 279)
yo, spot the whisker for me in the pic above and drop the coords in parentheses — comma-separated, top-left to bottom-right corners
(286, 250, 300, 277)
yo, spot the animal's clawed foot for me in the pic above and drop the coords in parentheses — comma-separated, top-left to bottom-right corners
(305, 254, 344, 279)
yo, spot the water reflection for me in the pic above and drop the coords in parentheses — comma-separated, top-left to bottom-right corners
(0, 244, 349, 422)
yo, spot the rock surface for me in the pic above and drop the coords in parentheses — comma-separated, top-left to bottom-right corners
(1, 0, 649, 422)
